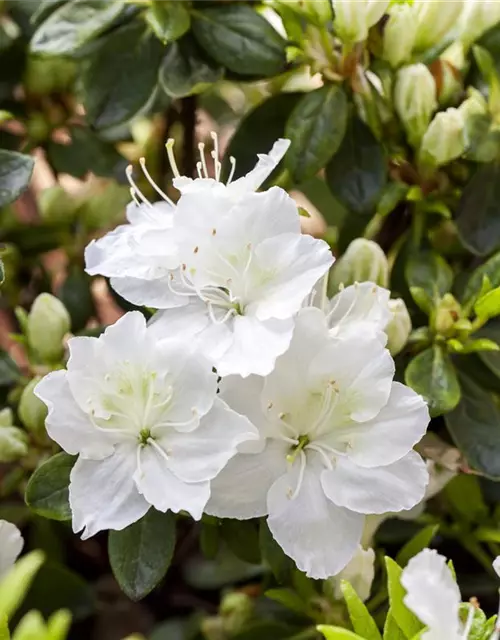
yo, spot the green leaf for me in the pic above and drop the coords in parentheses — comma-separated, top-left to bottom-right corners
(326, 116, 386, 215)
(396, 525, 439, 567)
(474, 287, 500, 321)
(463, 250, 500, 305)
(456, 162, 500, 256)
(82, 22, 163, 130)
(341, 581, 382, 640)
(0, 151, 34, 208)
(406, 250, 453, 302)
(25, 453, 75, 521)
(30, 0, 125, 56)
(192, 5, 287, 77)
(444, 475, 488, 523)
(377, 182, 409, 218)
(383, 613, 406, 640)
(317, 625, 365, 640)
(285, 84, 348, 184)
(57, 267, 96, 333)
(220, 520, 260, 565)
(159, 35, 223, 99)
(145, 0, 190, 43)
(232, 621, 297, 640)
(108, 509, 176, 601)
(385, 557, 423, 639)
(445, 372, 500, 479)
(259, 520, 295, 585)
(0, 614, 8, 640)
(265, 588, 309, 617)
(405, 345, 461, 417)
(222, 93, 303, 185)
(0, 551, 45, 621)
(0, 350, 21, 386)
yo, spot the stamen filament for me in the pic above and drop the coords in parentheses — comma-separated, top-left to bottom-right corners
(196, 162, 203, 179)
(210, 131, 221, 181)
(287, 434, 309, 464)
(289, 450, 307, 501)
(126, 165, 152, 207)
(147, 437, 170, 462)
(198, 142, 209, 178)
(166, 139, 181, 178)
(227, 156, 236, 185)
(139, 157, 175, 207)
(306, 443, 334, 470)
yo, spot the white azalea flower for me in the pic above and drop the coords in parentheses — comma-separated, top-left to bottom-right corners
(494, 556, 500, 578)
(34, 312, 257, 539)
(206, 307, 429, 578)
(0, 520, 23, 577)
(401, 548, 497, 640)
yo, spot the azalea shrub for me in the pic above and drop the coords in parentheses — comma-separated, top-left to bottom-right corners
(3, 0, 500, 639)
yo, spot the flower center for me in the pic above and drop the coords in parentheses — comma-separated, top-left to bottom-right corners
(286, 434, 310, 464)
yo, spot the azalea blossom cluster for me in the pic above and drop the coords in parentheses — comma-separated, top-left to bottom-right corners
(35, 139, 430, 579)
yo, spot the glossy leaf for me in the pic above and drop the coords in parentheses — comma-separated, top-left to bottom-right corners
(109, 509, 176, 601)
(259, 520, 295, 585)
(462, 250, 500, 304)
(405, 345, 461, 417)
(192, 5, 286, 77)
(285, 84, 348, 184)
(0, 350, 21, 387)
(58, 267, 96, 333)
(159, 35, 223, 99)
(385, 557, 423, 640)
(341, 581, 382, 640)
(25, 453, 75, 521)
(318, 626, 365, 640)
(326, 116, 386, 215)
(383, 613, 406, 640)
(406, 250, 453, 303)
(474, 287, 500, 321)
(82, 22, 164, 130)
(0, 150, 34, 208)
(220, 520, 260, 565)
(145, 1, 190, 43)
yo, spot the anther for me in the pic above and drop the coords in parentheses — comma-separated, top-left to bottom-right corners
(194, 246, 199, 254)
(212, 228, 217, 236)
(165, 139, 181, 178)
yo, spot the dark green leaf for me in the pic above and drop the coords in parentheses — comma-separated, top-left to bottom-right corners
(220, 520, 261, 565)
(462, 250, 500, 304)
(405, 250, 453, 302)
(259, 520, 295, 585)
(82, 22, 163, 130)
(405, 345, 460, 416)
(395, 525, 439, 567)
(0, 259, 4, 285)
(444, 474, 488, 523)
(145, 1, 190, 43)
(285, 84, 348, 184)
(58, 267, 96, 333)
(222, 93, 303, 184)
(25, 452, 75, 521)
(0, 150, 34, 208)
(159, 35, 223, 99)
(109, 508, 176, 601)
(192, 5, 287, 77)
(456, 162, 500, 256)
(30, 0, 124, 56)
(265, 588, 309, 617)
(233, 621, 297, 640)
(445, 372, 500, 479)
(326, 116, 386, 215)
(0, 350, 20, 386)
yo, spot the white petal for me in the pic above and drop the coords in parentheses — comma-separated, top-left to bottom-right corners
(206, 438, 289, 519)
(267, 464, 363, 579)
(110, 275, 189, 309)
(34, 371, 114, 459)
(126, 200, 175, 225)
(218, 374, 269, 438)
(328, 382, 429, 467)
(327, 282, 392, 338)
(229, 139, 291, 194)
(216, 315, 294, 378)
(148, 297, 211, 342)
(494, 556, 500, 578)
(85, 226, 135, 277)
(321, 451, 429, 515)
(0, 520, 23, 577)
(248, 233, 334, 321)
(135, 442, 210, 520)
(401, 549, 461, 637)
(70, 443, 149, 539)
(163, 398, 258, 483)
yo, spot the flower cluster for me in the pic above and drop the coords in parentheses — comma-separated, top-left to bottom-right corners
(35, 139, 430, 578)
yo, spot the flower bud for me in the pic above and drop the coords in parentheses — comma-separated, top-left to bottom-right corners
(385, 298, 412, 356)
(419, 108, 467, 168)
(0, 408, 13, 427)
(395, 64, 437, 148)
(332, 0, 389, 44)
(438, 43, 467, 105)
(0, 427, 28, 463)
(220, 592, 253, 635)
(330, 239, 389, 290)
(326, 546, 375, 603)
(19, 377, 48, 436)
(458, 87, 488, 121)
(459, 0, 500, 47)
(27, 293, 70, 363)
(413, 0, 464, 52)
(382, 3, 419, 68)
(432, 293, 462, 336)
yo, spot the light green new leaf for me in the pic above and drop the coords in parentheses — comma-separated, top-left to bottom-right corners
(317, 625, 365, 640)
(463, 251, 500, 304)
(0, 551, 45, 620)
(474, 287, 500, 322)
(145, 1, 190, 43)
(341, 581, 382, 640)
(383, 613, 406, 640)
(0, 615, 8, 640)
(385, 558, 423, 639)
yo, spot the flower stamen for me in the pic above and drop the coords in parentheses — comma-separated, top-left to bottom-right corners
(227, 156, 237, 185)
(166, 138, 181, 178)
(198, 142, 209, 178)
(126, 165, 152, 207)
(210, 131, 222, 182)
(287, 450, 307, 500)
(139, 157, 176, 207)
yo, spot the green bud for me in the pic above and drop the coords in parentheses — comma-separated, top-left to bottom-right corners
(18, 377, 47, 436)
(458, 0, 500, 48)
(0, 408, 14, 427)
(395, 64, 437, 148)
(26, 112, 50, 143)
(332, 0, 389, 44)
(27, 293, 70, 363)
(0, 427, 28, 463)
(382, 3, 418, 68)
(438, 43, 467, 105)
(330, 239, 389, 290)
(220, 592, 254, 635)
(412, 0, 463, 53)
(433, 293, 462, 337)
(200, 617, 225, 640)
(419, 108, 467, 169)
(458, 87, 488, 122)
(386, 298, 412, 356)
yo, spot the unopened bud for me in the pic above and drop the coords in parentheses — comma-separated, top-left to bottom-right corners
(413, 0, 464, 52)
(419, 108, 467, 169)
(220, 592, 253, 634)
(459, 0, 500, 47)
(27, 293, 70, 363)
(433, 293, 462, 336)
(332, 0, 389, 44)
(385, 299, 412, 356)
(0, 408, 13, 427)
(458, 87, 488, 121)
(326, 546, 375, 603)
(19, 377, 48, 436)
(395, 64, 437, 148)
(438, 43, 467, 105)
(382, 3, 418, 68)
(0, 427, 28, 463)
(330, 239, 389, 290)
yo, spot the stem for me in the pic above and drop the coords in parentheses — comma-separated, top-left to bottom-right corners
(410, 202, 426, 251)
(181, 95, 197, 178)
